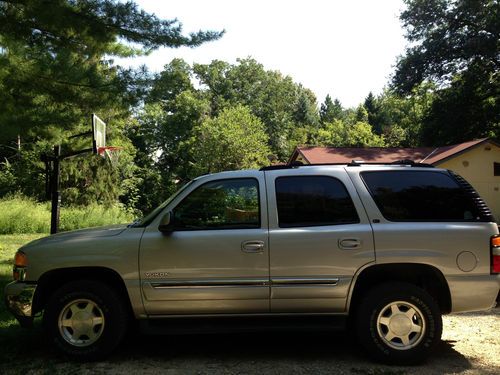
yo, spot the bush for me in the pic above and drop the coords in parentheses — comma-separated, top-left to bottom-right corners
(0, 195, 133, 234)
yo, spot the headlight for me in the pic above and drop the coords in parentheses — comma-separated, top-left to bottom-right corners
(13, 251, 28, 281)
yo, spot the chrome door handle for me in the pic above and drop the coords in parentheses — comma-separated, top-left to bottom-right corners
(338, 238, 361, 249)
(241, 240, 265, 253)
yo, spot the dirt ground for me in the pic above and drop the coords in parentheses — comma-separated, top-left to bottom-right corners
(10, 308, 497, 375)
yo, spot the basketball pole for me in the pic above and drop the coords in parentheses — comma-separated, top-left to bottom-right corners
(44, 113, 106, 234)
(50, 145, 61, 234)
(45, 144, 94, 234)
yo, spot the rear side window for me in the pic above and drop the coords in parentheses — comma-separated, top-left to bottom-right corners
(361, 171, 482, 222)
(275, 176, 359, 228)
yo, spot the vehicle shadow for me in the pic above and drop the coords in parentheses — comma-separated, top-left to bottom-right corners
(107, 329, 475, 374)
(0, 323, 481, 375)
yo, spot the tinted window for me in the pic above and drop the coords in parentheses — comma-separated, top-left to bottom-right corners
(173, 178, 260, 230)
(361, 171, 482, 222)
(275, 176, 359, 228)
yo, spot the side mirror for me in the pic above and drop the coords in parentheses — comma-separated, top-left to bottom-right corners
(158, 211, 174, 234)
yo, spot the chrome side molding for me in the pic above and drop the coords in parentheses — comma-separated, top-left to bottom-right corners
(151, 277, 340, 289)
(271, 277, 339, 286)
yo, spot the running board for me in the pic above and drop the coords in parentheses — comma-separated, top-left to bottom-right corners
(140, 315, 347, 335)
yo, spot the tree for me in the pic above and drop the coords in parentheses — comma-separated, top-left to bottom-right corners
(346, 122, 385, 147)
(374, 85, 434, 147)
(129, 89, 210, 212)
(354, 105, 369, 123)
(147, 58, 194, 105)
(383, 124, 407, 147)
(294, 87, 320, 127)
(420, 67, 500, 145)
(0, 0, 222, 207)
(188, 105, 270, 175)
(363, 92, 381, 134)
(0, 0, 223, 142)
(315, 119, 385, 148)
(392, 0, 499, 144)
(394, 0, 498, 92)
(320, 94, 343, 124)
(192, 58, 318, 160)
(315, 120, 347, 147)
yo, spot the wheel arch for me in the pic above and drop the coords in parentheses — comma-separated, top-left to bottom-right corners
(33, 266, 133, 318)
(348, 263, 452, 315)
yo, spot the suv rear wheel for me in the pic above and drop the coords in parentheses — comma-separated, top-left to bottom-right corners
(356, 282, 442, 365)
(43, 280, 128, 361)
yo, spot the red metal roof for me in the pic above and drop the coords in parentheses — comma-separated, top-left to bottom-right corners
(291, 138, 490, 165)
(421, 138, 489, 164)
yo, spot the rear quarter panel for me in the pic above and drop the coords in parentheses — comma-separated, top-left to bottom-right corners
(347, 167, 500, 312)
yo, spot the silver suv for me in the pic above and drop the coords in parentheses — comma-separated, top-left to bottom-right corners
(5, 162, 500, 364)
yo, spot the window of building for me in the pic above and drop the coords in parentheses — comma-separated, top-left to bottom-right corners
(173, 178, 260, 230)
(361, 171, 481, 222)
(275, 176, 359, 228)
(494, 162, 500, 176)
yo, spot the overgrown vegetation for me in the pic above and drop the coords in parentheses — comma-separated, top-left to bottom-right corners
(0, 195, 133, 234)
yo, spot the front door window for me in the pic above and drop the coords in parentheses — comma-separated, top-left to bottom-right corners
(173, 178, 260, 230)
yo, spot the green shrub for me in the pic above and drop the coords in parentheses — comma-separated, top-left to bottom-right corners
(0, 195, 133, 234)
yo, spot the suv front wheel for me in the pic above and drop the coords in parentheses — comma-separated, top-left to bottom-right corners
(43, 280, 128, 361)
(356, 282, 442, 365)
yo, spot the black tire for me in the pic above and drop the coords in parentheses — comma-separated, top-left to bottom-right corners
(356, 282, 442, 365)
(43, 280, 128, 361)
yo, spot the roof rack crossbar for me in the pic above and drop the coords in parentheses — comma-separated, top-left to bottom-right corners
(260, 160, 434, 171)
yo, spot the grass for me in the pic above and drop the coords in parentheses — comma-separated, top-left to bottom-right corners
(0, 234, 45, 280)
(0, 234, 57, 373)
(0, 195, 134, 234)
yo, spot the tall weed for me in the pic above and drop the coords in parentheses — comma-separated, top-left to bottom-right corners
(0, 195, 133, 234)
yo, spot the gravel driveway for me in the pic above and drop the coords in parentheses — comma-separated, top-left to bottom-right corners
(36, 308, 498, 375)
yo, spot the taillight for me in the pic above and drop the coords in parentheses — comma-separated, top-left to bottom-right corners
(491, 235, 500, 274)
(13, 251, 28, 281)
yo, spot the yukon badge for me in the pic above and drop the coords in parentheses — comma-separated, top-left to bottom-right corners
(144, 271, 169, 278)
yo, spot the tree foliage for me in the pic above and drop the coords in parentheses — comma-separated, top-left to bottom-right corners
(188, 105, 270, 175)
(364, 92, 381, 134)
(192, 58, 316, 159)
(0, 0, 221, 208)
(0, 0, 222, 141)
(420, 67, 500, 145)
(320, 95, 343, 124)
(394, 0, 498, 92)
(393, 0, 499, 145)
(315, 120, 385, 148)
(371, 85, 434, 147)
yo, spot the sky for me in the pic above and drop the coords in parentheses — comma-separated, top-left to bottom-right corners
(120, 0, 407, 108)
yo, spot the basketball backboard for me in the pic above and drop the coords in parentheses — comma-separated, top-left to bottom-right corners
(92, 113, 106, 154)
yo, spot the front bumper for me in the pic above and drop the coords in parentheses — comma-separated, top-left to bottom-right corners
(4, 281, 37, 327)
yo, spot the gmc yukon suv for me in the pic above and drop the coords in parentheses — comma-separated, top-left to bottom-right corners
(5, 162, 500, 364)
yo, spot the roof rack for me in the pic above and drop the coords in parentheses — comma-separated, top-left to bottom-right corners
(260, 160, 435, 171)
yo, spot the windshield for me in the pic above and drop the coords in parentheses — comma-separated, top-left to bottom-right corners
(131, 180, 194, 227)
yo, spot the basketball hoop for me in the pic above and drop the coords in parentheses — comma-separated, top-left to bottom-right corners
(97, 146, 123, 166)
